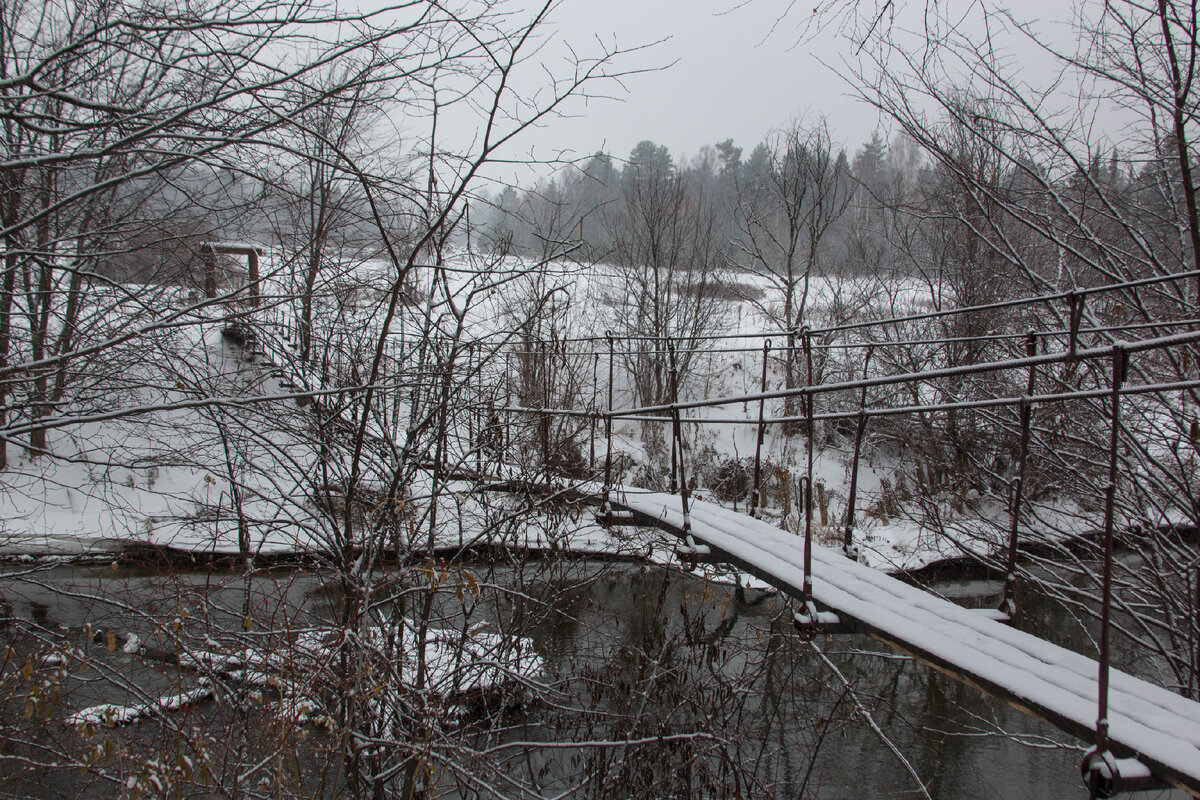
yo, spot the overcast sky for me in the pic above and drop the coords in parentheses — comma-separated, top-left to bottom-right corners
(523, 0, 885, 161)
(490, 0, 1072, 182)
(501, 0, 876, 174)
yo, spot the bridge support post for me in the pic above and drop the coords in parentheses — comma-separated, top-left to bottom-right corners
(601, 332, 615, 521)
(667, 340, 697, 552)
(669, 418, 677, 494)
(202, 245, 217, 299)
(539, 340, 550, 482)
(503, 350, 513, 475)
(843, 412, 867, 561)
(1094, 344, 1128, 774)
(200, 243, 261, 306)
(749, 340, 771, 518)
(842, 345, 873, 561)
(1081, 750, 1164, 799)
(801, 328, 815, 606)
(590, 352, 599, 471)
(1000, 331, 1039, 617)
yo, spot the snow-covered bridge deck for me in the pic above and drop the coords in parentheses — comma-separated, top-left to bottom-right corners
(610, 487, 1200, 797)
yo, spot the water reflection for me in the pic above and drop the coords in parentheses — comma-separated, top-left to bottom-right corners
(0, 560, 1188, 799)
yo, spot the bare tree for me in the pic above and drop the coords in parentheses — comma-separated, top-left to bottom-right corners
(607, 163, 728, 407)
(732, 120, 853, 416)
(0, 0, 643, 796)
(842, 0, 1200, 694)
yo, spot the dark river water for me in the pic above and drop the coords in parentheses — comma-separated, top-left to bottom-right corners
(0, 556, 1188, 799)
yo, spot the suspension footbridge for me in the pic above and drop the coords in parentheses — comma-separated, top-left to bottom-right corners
(238, 262, 1200, 798)
(604, 486, 1200, 798)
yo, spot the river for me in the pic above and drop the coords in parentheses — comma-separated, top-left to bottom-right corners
(0, 555, 1187, 799)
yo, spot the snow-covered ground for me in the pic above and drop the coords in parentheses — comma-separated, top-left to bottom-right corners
(0, 315, 324, 558)
(0, 252, 1114, 578)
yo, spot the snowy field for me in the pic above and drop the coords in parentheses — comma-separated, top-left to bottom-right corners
(0, 252, 1118, 579)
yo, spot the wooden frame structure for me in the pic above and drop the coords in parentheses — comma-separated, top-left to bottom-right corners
(200, 241, 263, 307)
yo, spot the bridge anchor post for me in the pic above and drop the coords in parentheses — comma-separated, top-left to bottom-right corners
(1081, 750, 1164, 799)
(792, 604, 856, 637)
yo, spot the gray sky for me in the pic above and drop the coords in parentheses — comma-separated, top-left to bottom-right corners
(493, 0, 1072, 182)
(506, 0, 883, 173)
(527, 1, 887, 159)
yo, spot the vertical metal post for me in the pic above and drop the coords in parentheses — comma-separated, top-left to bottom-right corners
(802, 328, 815, 604)
(503, 350, 512, 466)
(669, 339, 678, 495)
(590, 351, 599, 471)
(1195, 563, 1200, 701)
(1096, 344, 1127, 760)
(602, 332, 615, 518)
(750, 340, 772, 518)
(843, 345, 874, 560)
(669, 444, 678, 492)
(668, 340, 695, 549)
(473, 343, 484, 475)
(1000, 331, 1039, 617)
(802, 474, 812, 535)
(540, 340, 550, 479)
(788, 326, 797, 413)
